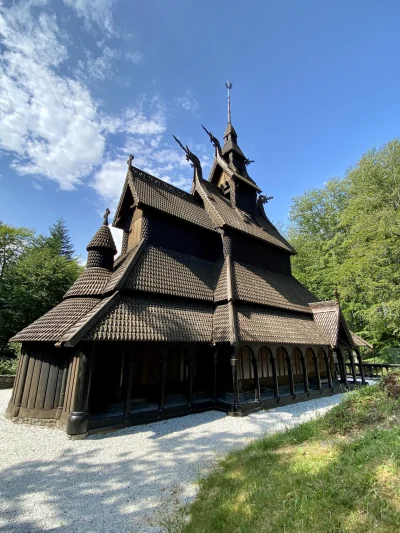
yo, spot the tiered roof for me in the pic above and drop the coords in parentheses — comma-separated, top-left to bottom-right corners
(11, 100, 371, 352)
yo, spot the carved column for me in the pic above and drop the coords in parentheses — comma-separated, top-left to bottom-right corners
(270, 351, 280, 400)
(286, 352, 296, 398)
(355, 348, 366, 385)
(66, 345, 94, 436)
(251, 351, 261, 404)
(212, 349, 218, 404)
(324, 351, 334, 390)
(230, 348, 240, 412)
(299, 350, 310, 395)
(336, 347, 348, 388)
(158, 351, 167, 414)
(349, 351, 358, 385)
(187, 352, 194, 408)
(313, 352, 322, 391)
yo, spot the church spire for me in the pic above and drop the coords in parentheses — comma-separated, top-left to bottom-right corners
(226, 81, 232, 124)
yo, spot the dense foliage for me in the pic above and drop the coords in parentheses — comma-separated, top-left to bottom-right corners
(288, 139, 400, 357)
(0, 218, 82, 359)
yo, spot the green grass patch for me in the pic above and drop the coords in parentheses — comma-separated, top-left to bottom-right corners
(164, 378, 400, 533)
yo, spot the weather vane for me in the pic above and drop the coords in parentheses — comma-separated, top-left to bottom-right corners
(225, 80, 233, 123)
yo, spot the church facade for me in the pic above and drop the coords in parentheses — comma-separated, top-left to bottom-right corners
(6, 94, 371, 437)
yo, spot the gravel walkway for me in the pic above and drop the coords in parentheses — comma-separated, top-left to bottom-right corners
(0, 389, 344, 533)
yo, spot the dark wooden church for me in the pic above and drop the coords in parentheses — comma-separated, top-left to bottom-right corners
(6, 88, 371, 437)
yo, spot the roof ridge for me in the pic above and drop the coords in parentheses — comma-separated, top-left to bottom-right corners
(131, 165, 203, 206)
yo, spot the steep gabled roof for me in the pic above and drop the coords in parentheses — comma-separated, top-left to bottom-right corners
(197, 179, 295, 253)
(309, 300, 364, 349)
(113, 166, 216, 232)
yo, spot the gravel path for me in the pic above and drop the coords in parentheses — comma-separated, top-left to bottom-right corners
(0, 389, 344, 533)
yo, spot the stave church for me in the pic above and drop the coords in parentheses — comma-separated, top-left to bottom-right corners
(6, 86, 371, 437)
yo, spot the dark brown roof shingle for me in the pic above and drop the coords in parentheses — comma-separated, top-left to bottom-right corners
(64, 268, 111, 298)
(84, 295, 213, 342)
(233, 261, 316, 313)
(10, 297, 101, 342)
(236, 305, 329, 345)
(87, 225, 117, 254)
(124, 245, 215, 301)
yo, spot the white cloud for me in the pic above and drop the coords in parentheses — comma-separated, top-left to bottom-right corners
(0, 1, 105, 190)
(63, 0, 116, 36)
(176, 90, 199, 114)
(125, 50, 143, 65)
(100, 100, 167, 136)
(31, 180, 43, 190)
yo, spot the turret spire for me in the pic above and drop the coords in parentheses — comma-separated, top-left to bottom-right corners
(225, 81, 233, 123)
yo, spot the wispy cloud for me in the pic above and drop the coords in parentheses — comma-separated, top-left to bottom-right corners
(63, 0, 116, 36)
(176, 90, 199, 114)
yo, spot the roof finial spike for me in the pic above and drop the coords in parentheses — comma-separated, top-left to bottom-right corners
(225, 80, 233, 124)
(127, 154, 134, 167)
(103, 208, 111, 226)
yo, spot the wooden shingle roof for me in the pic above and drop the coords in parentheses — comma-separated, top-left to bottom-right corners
(235, 305, 329, 345)
(125, 245, 215, 301)
(87, 225, 117, 254)
(198, 180, 295, 253)
(114, 166, 216, 231)
(233, 261, 316, 313)
(10, 297, 101, 343)
(83, 295, 214, 343)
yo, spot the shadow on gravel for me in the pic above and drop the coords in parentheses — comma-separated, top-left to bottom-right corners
(0, 395, 343, 532)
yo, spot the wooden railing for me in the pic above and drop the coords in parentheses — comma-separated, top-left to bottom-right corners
(335, 362, 400, 379)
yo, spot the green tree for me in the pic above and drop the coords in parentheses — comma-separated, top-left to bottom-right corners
(288, 139, 400, 355)
(44, 217, 75, 260)
(0, 219, 82, 358)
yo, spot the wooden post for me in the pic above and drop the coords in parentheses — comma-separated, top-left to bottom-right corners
(159, 352, 167, 414)
(270, 352, 280, 400)
(251, 352, 261, 404)
(324, 352, 334, 390)
(56, 356, 69, 420)
(212, 349, 218, 404)
(66, 345, 94, 436)
(286, 352, 295, 398)
(313, 352, 322, 391)
(349, 352, 358, 385)
(355, 348, 366, 385)
(11, 350, 29, 417)
(300, 351, 310, 395)
(230, 348, 240, 412)
(124, 354, 136, 421)
(336, 348, 348, 388)
(187, 352, 194, 408)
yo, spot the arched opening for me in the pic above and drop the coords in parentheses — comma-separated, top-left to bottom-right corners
(259, 345, 278, 399)
(292, 347, 308, 394)
(305, 347, 322, 391)
(318, 347, 333, 389)
(238, 345, 259, 402)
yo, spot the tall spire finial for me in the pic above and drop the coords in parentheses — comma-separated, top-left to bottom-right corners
(225, 80, 233, 123)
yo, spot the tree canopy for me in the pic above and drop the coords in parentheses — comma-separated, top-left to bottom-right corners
(289, 139, 400, 357)
(0, 220, 82, 358)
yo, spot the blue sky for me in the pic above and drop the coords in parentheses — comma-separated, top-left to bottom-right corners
(1, 0, 400, 261)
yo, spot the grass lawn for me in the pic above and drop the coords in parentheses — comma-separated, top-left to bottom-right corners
(166, 374, 400, 533)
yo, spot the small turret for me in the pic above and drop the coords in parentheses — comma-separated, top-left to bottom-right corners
(86, 209, 117, 270)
